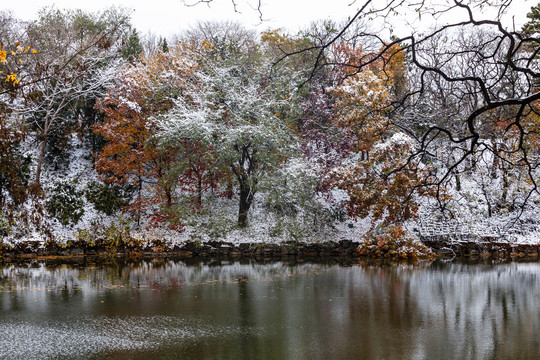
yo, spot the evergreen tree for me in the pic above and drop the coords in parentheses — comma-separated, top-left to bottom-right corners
(522, 3, 540, 36)
(121, 28, 143, 62)
(158, 36, 169, 52)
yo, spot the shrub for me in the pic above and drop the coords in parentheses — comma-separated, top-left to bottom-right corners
(85, 181, 132, 216)
(46, 180, 85, 226)
(0, 212, 11, 237)
(74, 216, 139, 253)
(358, 225, 435, 259)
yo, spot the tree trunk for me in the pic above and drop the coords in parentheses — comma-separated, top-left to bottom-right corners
(0, 177, 5, 208)
(197, 175, 202, 207)
(501, 166, 509, 206)
(226, 178, 234, 199)
(35, 135, 48, 186)
(491, 142, 498, 179)
(481, 181, 492, 218)
(165, 187, 172, 207)
(137, 175, 142, 227)
(455, 173, 461, 192)
(237, 181, 254, 227)
(231, 143, 257, 228)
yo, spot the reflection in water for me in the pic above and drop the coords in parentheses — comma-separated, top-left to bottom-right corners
(1, 259, 539, 359)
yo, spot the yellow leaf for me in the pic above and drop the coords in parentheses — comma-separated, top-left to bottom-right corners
(11, 51, 16, 56)
(32, 49, 37, 54)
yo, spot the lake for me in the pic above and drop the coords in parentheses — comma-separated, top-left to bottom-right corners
(1, 257, 539, 359)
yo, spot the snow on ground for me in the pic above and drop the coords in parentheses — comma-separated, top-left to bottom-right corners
(413, 174, 540, 245)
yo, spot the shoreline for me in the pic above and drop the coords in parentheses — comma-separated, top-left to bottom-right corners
(2, 238, 540, 261)
(422, 239, 540, 258)
(1, 240, 362, 260)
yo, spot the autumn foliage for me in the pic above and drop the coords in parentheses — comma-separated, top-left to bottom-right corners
(328, 42, 439, 233)
(93, 45, 199, 224)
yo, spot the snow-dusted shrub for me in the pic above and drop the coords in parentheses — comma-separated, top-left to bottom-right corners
(263, 157, 336, 237)
(74, 216, 137, 253)
(44, 123, 73, 170)
(176, 199, 237, 240)
(46, 180, 85, 226)
(358, 225, 435, 259)
(264, 158, 316, 213)
(269, 216, 313, 241)
(85, 181, 133, 216)
(0, 213, 11, 237)
(203, 212, 237, 239)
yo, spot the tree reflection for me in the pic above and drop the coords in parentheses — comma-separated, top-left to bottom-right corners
(0, 259, 539, 359)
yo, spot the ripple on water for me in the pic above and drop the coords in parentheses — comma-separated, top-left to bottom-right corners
(0, 315, 259, 359)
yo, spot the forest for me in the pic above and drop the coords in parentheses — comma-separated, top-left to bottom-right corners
(0, 1, 539, 256)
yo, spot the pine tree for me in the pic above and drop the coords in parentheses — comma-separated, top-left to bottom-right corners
(121, 28, 143, 63)
(158, 37, 169, 52)
(522, 3, 540, 36)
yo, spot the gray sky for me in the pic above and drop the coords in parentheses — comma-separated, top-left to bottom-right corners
(6, 0, 360, 35)
(4, 0, 536, 37)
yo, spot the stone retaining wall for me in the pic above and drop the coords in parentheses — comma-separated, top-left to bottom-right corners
(422, 239, 540, 258)
(1, 240, 363, 259)
(3, 238, 540, 260)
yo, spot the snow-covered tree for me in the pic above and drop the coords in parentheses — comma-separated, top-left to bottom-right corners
(15, 7, 130, 186)
(94, 44, 199, 224)
(156, 43, 298, 227)
(0, 113, 29, 210)
(326, 41, 440, 236)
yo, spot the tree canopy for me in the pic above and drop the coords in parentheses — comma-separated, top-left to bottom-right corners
(0, 2, 539, 246)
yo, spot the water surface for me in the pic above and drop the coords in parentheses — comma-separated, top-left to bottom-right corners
(1, 258, 539, 359)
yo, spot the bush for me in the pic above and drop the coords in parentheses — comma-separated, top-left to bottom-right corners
(358, 225, 435, 259)
(74, 216, 139, 253)
(85, 181, 132, 216)
(0, 213, 11, 237)
(46, 180, 85, 226)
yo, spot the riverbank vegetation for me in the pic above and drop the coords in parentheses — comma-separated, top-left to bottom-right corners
(1, 2, 540, 259)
